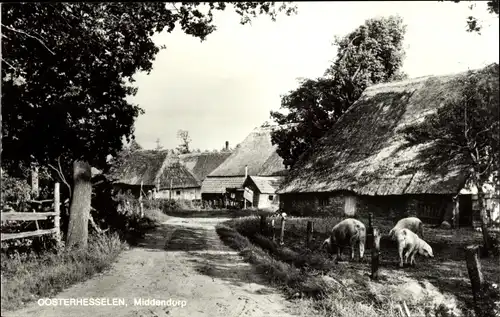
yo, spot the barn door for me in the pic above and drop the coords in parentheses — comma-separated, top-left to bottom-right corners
(344, 195, 357, 216)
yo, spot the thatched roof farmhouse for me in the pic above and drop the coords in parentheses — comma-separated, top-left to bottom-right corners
(110, 149, 231, 200)
(278, 64, 498, 226)
(201, 125, 288, 207)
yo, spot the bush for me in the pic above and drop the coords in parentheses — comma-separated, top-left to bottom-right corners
(142, 198, 181, 212)
(90, 178, 167, 245)
(143, 198, 204, 212)
(0, 171, 31, 211)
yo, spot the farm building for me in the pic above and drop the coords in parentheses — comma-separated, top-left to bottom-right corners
(110, 149, 231, 200)
(277, 64, 499, 227)
(201, 125, 288, 208)
(178, 150, 232, 185)
(242, 175, 284, 210)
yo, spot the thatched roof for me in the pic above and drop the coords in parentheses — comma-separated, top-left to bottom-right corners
(179, 152, 232, 182)
(110, 150, 199, 189)
(278, 65, 498, 196)
(200, 176, 247, 194)
(243, 176, 285, 194)
(201, 125, 288, 194)
(208, 126, 288, 177)
(110, 150, 168, 186)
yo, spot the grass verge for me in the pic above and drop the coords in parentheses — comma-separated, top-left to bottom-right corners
(0, 207, 169, 312)
(1, 233, 126, 311)
(219, 216, 500, 317)
(216, 224, 408, 317)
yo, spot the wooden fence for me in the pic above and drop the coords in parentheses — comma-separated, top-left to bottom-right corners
(1, 182, 61, 243)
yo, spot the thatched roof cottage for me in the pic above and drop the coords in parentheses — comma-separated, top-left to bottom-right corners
(111, 149, 231, 200)
(201, 125, 288, 208)
(277, 64, 498, 226)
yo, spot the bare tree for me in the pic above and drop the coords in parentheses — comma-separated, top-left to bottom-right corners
(176, 130, 191, 154)
(155, 138, 163, 151)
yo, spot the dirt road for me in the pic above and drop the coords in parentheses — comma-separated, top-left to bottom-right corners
(3, 216, 299, 317)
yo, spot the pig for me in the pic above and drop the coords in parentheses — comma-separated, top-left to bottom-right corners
(389, 217, 424, 240)
(320, 218, 366, 262)
(395, 228, 434, 268)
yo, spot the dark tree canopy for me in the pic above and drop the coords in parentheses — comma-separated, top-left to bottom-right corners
(270, 15, 407, 168)
(1, 2, 297, 177)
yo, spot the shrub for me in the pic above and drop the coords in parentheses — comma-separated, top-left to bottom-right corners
(0, 171, 31, 210)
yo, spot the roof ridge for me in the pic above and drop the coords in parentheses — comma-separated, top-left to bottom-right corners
(154, 152, 176, 185)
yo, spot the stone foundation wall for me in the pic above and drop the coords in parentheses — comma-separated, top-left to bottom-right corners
(280, 192, 461, 225)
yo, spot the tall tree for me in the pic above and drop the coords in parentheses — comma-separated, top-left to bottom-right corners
(403, 64, 499, 255)
(270, 15, 407, 168)
(1, 2, 296, 249)
(176, 129, 191, 154)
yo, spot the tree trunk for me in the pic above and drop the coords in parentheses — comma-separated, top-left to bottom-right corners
(66, 160, 92, 249)
(478, 187, 492, 257)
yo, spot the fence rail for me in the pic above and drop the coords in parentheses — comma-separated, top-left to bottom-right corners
(1, 182, 61, 243)
(1, 211, 59, 222)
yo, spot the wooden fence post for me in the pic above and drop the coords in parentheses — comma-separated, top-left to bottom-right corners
(368, 212, 374, 248)
(139, 200, 144, 218)
(139, 181, 144, 218)
(31, 166, 39, 199)
(279, 216, 286, 245)
(306, 220, 314, 248)
(452, 195, 460, 229)
(371, 227, 381, 280)
(465, 245, 492, 317)
(54, 182, 61, 245)
(271, 219, 276, 242)
(260, 214, 267, 234)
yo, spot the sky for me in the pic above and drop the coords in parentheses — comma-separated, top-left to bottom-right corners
(129, 1, 499, 152)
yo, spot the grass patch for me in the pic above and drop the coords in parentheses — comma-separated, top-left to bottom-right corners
(215, 225, 328, 299)
(216, 223, 409, 317)
(0, 207, 169, 312)
(221, 215, 500, 317)
(1, 232, 126, 312)
(117, 208, 170, 246)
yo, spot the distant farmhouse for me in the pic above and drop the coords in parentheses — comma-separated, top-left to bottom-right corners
(242, 175, 284, 211)
(277, 65, 499, 227)
(201, 125, 288, 209)
(110, 148, 231, 200)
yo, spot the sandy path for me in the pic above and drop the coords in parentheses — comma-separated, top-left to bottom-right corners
(3, 216, 299, 317)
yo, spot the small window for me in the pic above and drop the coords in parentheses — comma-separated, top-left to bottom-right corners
(176, 191, 181, 196)
(268, 195, 274, 201)
(319, 198, 329, 206)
